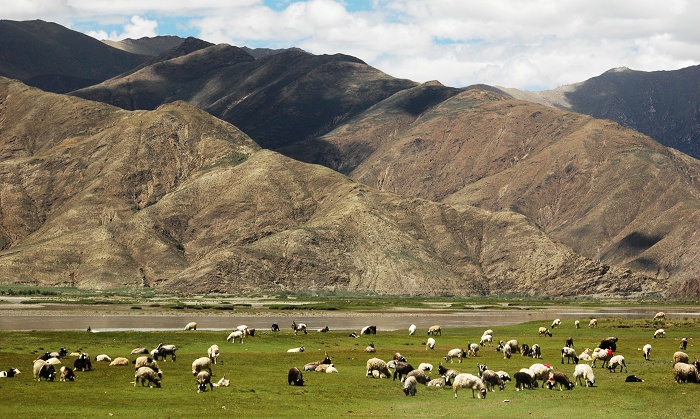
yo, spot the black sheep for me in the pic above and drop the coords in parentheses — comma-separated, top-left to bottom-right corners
(287, 367, 304, 386)
(514, 371, 537, 390)
(391, 362, 414, 381)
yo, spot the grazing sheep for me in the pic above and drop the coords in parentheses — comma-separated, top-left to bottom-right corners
(575, 320, 580, 329)
(599, 337, 618, 352)
(0, 368, 20, 378)
(592, 348, 614, 369)
(287, 346, 304, 353)
(673, 362, 700, 383)
(95, 354, 111, 362)
(153, 344, 177, 361)
(418, 363, 433, 372)
(653, 312, 666, 321)
(134, 356, 161, 376)
(625, 375, 644, 382)
(366, 358, 391, 378)
(529, 363, 553, 388)
(643, 344, 652, 361)
(514, 371, 537, 390)
(131, 347, 150, 355)
(653, 329, 666, 339)
(364, 343, 376, 353)
(271, 323, 280, 332)
(208, 345, 220, 365)
(427, 377, 446, 387)
(531, 344, 542, 359)
(674, 351, 689, 365)
(565, 337, 574, 348)
(608, 355, 627, 373)
(428, 325, 442, 336)
(497, 339, 521, 354)
(426, 338, 436, 350)
(288, 367, 304, 386)
(588, 319, 598, 328)
(59, 366, 75, 382)
(292, 321, 307, 335)
(546, 371, 574, 390)
(109, 357, 130, 366)
(480, 334, 493, 346)
(213, 375, 230, 387)
(467, 343, 479, 357)
(409, 324, 417, 335)
(191, 357, 212, 376)
(452, 373, 487, 398)
(73, 353, 92, 372)
(184, 322, 197, 331)
(390, 361, 414, 382)
(444, 348, 466, 363)
(406, 369, 431, 384)
(480, 369, 505, 392)
(551, 319, 561, 329)
(439, 365, 460, 386)
(578, 348, 592, 362)
(135, 366, 161, 388)
(496, 370, 511, 384)
(403, 375, 418, 396)
(360, 325, 376, 335)
(520, 343, 531, 357)
(561, 347, 579, 364)
(393, 352, 407, 363)
(227, 330, 245, 343)
(680, 337, 688, 350)
(502, 343, 512, 359)
(196, 370, 213, 392)
(538, 327, 552, 337)
(573, 364, 595, 387)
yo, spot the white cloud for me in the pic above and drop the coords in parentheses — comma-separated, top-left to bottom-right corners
(4, 0, 700, 90)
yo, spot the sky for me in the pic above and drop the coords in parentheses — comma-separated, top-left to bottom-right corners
(4, 0, 700, 90)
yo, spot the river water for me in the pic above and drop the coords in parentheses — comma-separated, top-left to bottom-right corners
(1, 303, 698, 331)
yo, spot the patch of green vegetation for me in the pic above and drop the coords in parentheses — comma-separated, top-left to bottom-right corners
(201, 152, 249, 171)
(0, 318, 697, 417)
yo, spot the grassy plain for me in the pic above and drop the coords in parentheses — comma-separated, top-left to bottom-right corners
(0, 311, 698, 418)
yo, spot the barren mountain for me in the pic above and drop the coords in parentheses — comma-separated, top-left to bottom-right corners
(317, 87, 700, 296)
(501, 66, 700, 160)
(102, 35, 186, 56)
(0, 20, 148, 93)
(0, 77, 655, 297)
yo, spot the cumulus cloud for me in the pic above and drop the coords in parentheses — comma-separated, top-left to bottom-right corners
(4, 0, 700, 90)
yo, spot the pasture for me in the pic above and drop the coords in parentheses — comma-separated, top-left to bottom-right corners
(0, 316, 698, 418)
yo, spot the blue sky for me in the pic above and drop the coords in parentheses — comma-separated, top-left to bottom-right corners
(4, 0, 700, 90)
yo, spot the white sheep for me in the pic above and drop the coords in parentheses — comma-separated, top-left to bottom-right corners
(573, 363, 595, 387)
(502, 343, 512, 359)
(551, 318, 561, 328)
(538, 327, 552, 337)
(608, 355, 627, 373)
(674, 351, 689, 364)
(184, 321, 197, 331)
(575, 320, 580, 329)
(452, 373, 487, 398)
(196, 370, 213, 392)
(325, 365, 339, 374)
(134, 356, 161, 374)
(444, 348, 465, 363)
(592, 348, 613, 369)
(366, 358, 390, 378)
(403, 375, 418, 396)
(208, 345, 220, 364)
(483, 329, 494, 336)
(578, 348, 592, 362)
(287, 346, 305, 353)
(529, 363, 553, 388)
(643, 344, 652, 361)
(364, 344, 376, 353)
(227, 330, 244, 343)
(45, 357, 61, 366)
(653, 328, 666, 339)
(561, 347, 579, 364)
(213, 375, 230, 387)
(673, 362, 700, 383)
(427, 377, 446, 387)
(95, 354, 111, 362)
(467, 343, 479, 357)
(418, 363, 433, 372)
(406, 369, 430, 384)
(530, 344, 542, 359)
(191, 357, 212, 376)
(479, 334, 493, 346)
(588, 318, 598, 328)
(0, 368, 21, 378)
(134, 366, 161, 388)
(653, 312, 666, 321)
(109, 357, 130, 367)
(315, 363, 334, 373)
(428, 325, 442, 336)
(409, 324, 417, 335)
(426, 337, 436, 350)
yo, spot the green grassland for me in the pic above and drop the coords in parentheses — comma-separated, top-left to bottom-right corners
(0, 317, 697, 418)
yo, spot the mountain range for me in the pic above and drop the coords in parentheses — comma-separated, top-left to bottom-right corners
(1, 19, 700, 297)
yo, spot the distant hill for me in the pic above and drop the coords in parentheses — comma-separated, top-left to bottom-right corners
(0, 77, 652, 297)
(0, 20, 148, 93)
(102, 35, 185, 56)
(500, 66, 700, 160)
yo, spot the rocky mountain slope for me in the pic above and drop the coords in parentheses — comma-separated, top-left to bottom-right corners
(0, 77, 657, 297)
